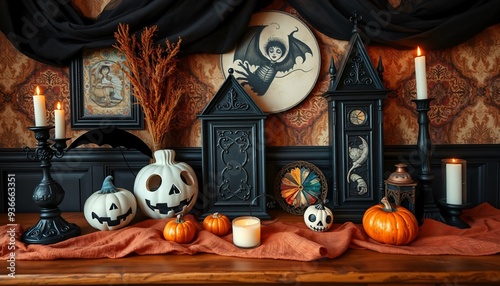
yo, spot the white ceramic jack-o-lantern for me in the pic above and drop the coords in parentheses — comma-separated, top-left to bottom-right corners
(303, 203, 334, 232)
(134, 149, 198, 219)
(84, 175, 137, 231)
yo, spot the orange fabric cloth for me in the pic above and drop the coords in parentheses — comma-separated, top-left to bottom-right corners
(1, 203, 499, 261)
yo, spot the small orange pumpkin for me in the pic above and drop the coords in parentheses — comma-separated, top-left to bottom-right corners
(163, 214, 197, 243)
(203, 212, 231, 236)
(362, 197, 419, 246)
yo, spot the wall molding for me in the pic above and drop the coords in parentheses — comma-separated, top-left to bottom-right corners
(1, 145, 499, 220)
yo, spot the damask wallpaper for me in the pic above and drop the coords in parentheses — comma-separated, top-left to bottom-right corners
(1, 1, 499, 149)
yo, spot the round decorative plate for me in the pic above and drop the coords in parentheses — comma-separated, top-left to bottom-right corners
(274, 161, 328, 215)
(220, 11, 320, 113)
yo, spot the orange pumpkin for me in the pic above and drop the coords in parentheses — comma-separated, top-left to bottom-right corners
(362, 197, 419, 246)
(203, 212, 231, 236)
(163, 214, 197, 243)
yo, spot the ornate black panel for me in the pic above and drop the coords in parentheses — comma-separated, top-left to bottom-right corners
(216, 128, 253, 202)
(198, 70, 269, 219)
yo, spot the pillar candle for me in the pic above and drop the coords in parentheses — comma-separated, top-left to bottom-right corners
(446, 160, 462, 205)
(54, 101, 65, 138)
(232, 216, 260, 248)
(33, 86, 47, 126)
(414, 47, 428, 100)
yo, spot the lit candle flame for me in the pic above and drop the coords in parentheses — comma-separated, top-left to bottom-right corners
(57, 101, 61, 110)
(36, 86, 40, 96)
(417, 46, 422, 57)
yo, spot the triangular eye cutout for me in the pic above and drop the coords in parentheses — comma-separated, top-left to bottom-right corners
(169, 184, 181, 195)
(109, 203, 118, 210)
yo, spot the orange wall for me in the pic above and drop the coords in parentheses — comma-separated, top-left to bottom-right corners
(1, 1, 499, 149)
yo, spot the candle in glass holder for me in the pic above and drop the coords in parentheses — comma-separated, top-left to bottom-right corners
(232, 216, 260, 248)
(442, 158, 467, 205)
(414, 47, 428, 100)
(54, 101, 65, 139)
(33, 86, 47, 126)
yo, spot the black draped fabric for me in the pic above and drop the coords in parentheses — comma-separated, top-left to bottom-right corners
(1, 0, 499, 66)
(288, 0, 500, 50)
(0, 0, 267, 66)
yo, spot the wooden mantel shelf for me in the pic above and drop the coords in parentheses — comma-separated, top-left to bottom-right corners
(2, 213, 500, 285)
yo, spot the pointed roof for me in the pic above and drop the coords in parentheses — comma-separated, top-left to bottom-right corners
(199, 68, 266, 118)
(326, 24, 388, 95)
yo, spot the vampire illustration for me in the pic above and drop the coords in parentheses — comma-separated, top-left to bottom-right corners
(233, 24, 313, 96)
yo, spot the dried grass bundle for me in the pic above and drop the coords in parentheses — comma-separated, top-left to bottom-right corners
(113, 23, 183, 152)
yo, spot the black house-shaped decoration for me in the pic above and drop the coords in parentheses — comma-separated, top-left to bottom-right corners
(198, 69, 269, 219)
(323, 21, 390, 222)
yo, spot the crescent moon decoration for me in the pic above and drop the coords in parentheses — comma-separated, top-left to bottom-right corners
(346, 136, 369, 182)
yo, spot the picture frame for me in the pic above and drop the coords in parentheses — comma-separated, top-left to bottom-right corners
(70, 47, 143, 129)
(220, 11, 321, 114)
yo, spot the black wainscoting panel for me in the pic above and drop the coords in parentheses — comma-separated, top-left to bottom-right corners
(6, 169, 48, 213)
(1, 145, 499, 220)
(56, 168, 93, 212)
(383, 145, 500, 211)
(0, 148, 150, 213)
(1, 164, 92, 212)
(484, 162, 500, 207)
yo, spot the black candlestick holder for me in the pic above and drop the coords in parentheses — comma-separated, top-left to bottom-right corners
(438, 199, 472, 229)
(412, 98, 446, 224)
(21, 126, 80, 244)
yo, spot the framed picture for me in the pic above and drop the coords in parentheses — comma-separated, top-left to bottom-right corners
(220, 11, 321, 113)
(70, 47, 143, 129)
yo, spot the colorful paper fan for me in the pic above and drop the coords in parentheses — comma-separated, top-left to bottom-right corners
(274, 161, 328, 215)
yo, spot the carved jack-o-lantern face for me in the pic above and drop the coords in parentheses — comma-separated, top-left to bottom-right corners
(84, 176, 137, 231)
(303, 203, 334, 232)
(134, 150, 198, 219)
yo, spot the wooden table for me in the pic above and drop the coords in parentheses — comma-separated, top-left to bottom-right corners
(2, 212, 500, 285)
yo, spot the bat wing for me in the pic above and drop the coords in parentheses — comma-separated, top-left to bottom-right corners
(67, 127, 152, 158)
(276, 29, 313, 73)
(234, 25, 268, 67)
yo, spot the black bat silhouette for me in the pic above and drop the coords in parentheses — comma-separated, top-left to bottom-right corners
(233, 25, 313, 95)
(67, 127, 152, 158)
